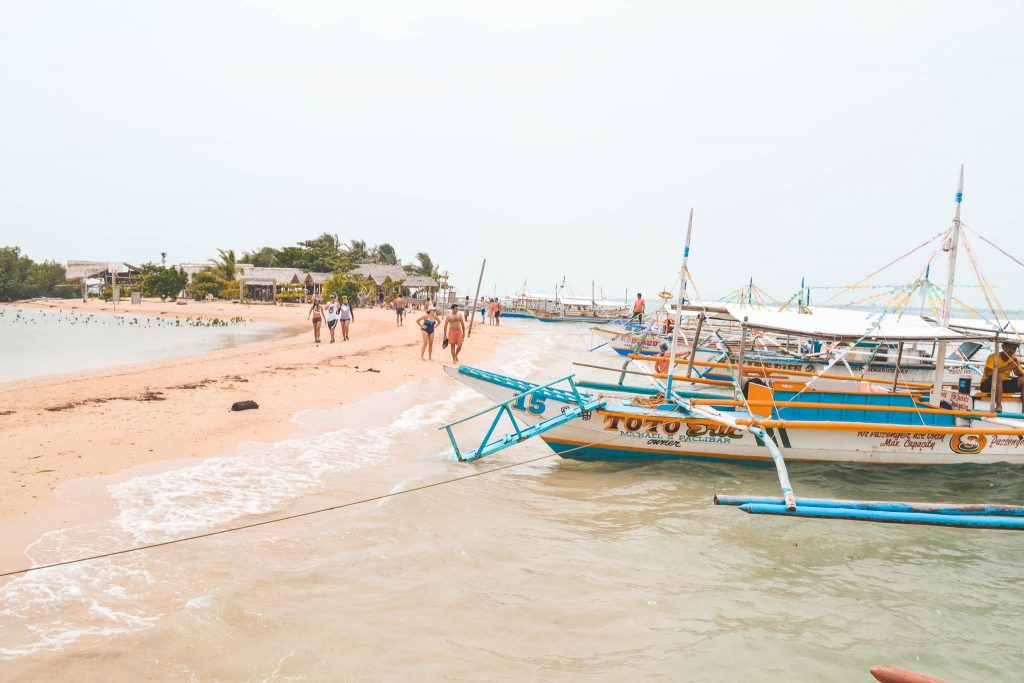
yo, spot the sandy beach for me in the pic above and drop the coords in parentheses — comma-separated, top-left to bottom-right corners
(0, 298, 514, 571)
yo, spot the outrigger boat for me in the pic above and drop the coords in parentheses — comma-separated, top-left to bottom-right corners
(528, 280, 630, 323)
(440, 170, 1024, 530)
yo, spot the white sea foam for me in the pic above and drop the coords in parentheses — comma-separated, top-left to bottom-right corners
(0, 324, 555, 660)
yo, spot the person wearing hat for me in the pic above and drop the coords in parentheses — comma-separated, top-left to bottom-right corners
(325, 294, 340, 343)
(980, 340, 1024, 395)
(416, 306, 441, 360)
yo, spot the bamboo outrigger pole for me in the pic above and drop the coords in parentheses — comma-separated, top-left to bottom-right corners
(930, 165, 964, 406)
(665, 208, 694, 398)
(468, 258, 486, 337)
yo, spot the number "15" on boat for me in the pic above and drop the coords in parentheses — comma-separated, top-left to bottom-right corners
(511, 394, 546, 415)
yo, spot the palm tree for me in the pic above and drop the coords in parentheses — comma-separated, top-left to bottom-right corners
(407, 252, 438, 278)
(346, 240, 371, 264)
(372, 243, 399, 265)
(210, 248, 238, 280)
(241, 247, 277, 268)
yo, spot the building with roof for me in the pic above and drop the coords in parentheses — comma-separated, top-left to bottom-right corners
(351, 264, 438, 303)
(65, 260, 142, 286)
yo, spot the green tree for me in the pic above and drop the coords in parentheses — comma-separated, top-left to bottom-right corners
(27, 260, 67, 297)
(372, 242, 399, 265)
(405, 252, 438, 278)
(241, 246, 279, 267)
(345, 239, 371, 264)
(190, 269, 227, 300)
(297, 233, 349, 272)
(274, 246, 308, 269)
(0, 246, 33, 301)
(209, 248, 238, 280)
(140, 264, 188, 300)
(323, 272, 363, 304)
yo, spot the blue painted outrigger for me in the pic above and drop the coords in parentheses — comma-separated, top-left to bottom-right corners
(440, 368, 605, 462)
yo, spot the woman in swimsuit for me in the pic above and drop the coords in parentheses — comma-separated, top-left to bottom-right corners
(308, 297, 324, 343)
(416, 307, 441, 360)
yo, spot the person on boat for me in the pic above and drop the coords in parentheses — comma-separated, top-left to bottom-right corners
(325, 294, 340, 343)
(980, 340, 1024, 395)
(338, 295, 354, 341)
(417, 306, 441, 360)
(444, 304, 466, 362)
(307, 297, 324, 344)
(631, 292, 645, 323)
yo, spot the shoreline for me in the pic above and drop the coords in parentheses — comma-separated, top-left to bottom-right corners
(0, 298, 517, 572)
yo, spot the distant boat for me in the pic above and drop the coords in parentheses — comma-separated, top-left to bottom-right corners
(529, 306, 630, 323)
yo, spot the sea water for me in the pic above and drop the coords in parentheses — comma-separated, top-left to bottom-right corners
(0, 305, 296, 384)
(1, 320, 1022, 681)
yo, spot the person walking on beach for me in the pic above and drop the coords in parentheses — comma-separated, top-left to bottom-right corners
(394, 295, 405, 326)
(444, 304, 466, 362)
(338, 295, 354, 341)
(494, 300, 502, 326)
(324, 294, 341, 343)
(308, 297, 324, 343)
(631, 292, 646, 324)
(417, 306, 441, 360)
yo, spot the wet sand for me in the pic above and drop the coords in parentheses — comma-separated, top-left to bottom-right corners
(0, 299, 513, 571)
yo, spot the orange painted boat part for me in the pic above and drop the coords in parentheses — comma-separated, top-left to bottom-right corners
(870, 665, 951, 683)
(688, 398, 997, 419)
(630, 354, 933, 388)
(595, 409, 1024, 435)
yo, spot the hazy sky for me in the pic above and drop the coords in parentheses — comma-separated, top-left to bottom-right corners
(3, 1, 1023, 307)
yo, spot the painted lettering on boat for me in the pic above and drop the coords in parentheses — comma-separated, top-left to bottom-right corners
(602, 415, 744, 443)
(510, 394, 546, 415)
(857, 431, 946, 451)
(949, 433, 988, 455)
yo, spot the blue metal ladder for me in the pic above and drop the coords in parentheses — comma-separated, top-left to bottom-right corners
(439, 369, 606, 462)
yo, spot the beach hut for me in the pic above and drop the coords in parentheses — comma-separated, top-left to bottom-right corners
(65, 260, 142, 299)
(350, 264, 437, 304)
(237, 266, 306, 302)
(304, 272, 332, 301)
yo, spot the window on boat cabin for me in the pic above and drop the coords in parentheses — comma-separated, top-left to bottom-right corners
(949, 341, 983, 361)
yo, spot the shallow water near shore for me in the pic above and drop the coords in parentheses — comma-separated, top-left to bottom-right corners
(1, 320, 1023, 681)
(0, 305, 297, 384)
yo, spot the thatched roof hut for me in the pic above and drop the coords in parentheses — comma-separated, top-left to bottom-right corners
(65, 261, 141, 283)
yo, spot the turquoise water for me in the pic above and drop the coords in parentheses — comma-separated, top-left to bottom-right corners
(1, 320, 1022, 680)
(0, 305, 297, 383)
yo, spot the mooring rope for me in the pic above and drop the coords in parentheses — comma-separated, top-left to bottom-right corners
(0, 430, 635, 580)
(0, 452, 560, 579)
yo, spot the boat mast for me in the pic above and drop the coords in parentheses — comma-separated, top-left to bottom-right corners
(930, 164, 964, 406)
(665, 208, 694, 398)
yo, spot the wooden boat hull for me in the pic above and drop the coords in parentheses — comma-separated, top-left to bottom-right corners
(446, 365, 1024, 467)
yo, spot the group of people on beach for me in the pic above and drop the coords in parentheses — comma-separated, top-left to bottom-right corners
(415, 304, 466, 362)
(479, 298, 502, 325)
(307, 294, 354, 343)
(307, 294, 469, 363)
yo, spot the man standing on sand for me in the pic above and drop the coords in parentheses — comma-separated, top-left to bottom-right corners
(444, 304, 466, 362)
(631, 292, 646, 324)
(394, 295, 405, 326)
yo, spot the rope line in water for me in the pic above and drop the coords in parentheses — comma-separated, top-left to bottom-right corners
(0, 451, 561, 579)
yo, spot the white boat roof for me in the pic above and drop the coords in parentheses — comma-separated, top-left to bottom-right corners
(941, 317, 1024, 342)
(690, 304, 976, 341)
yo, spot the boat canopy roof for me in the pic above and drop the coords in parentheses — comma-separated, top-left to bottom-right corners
(682, 304, 989, 342)
(940, 317, 1024, 342)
